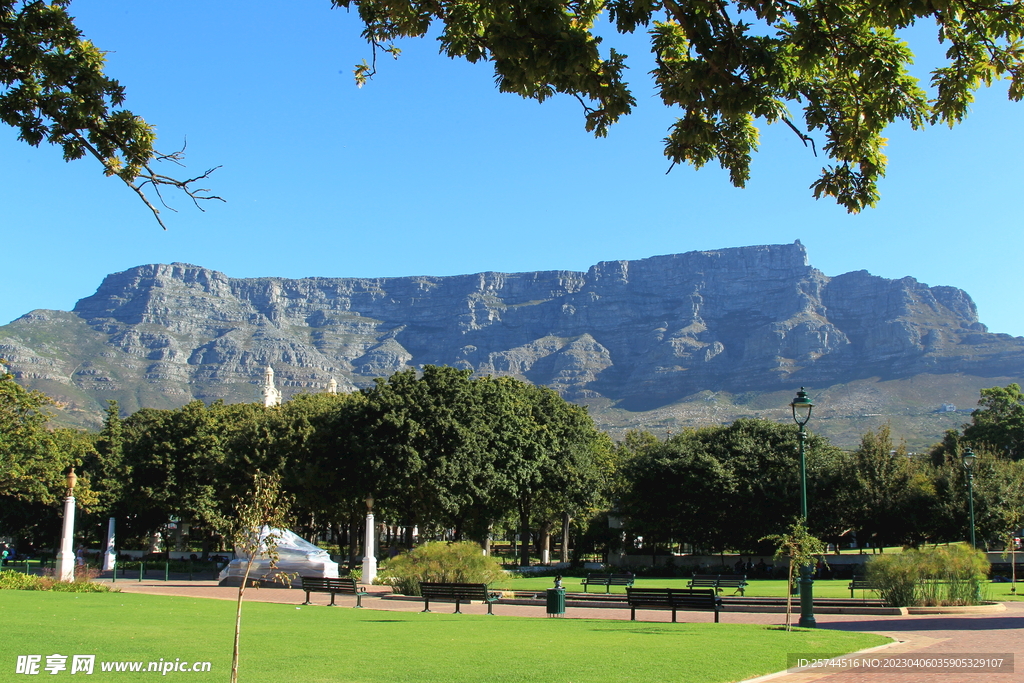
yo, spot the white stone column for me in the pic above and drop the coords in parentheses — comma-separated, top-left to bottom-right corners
(362, 512, 377, 584)
(56, 494, 76, 582)
(103, 517, 116, 571)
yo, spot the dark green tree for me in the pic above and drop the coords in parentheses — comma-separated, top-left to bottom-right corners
(619, 419, 846, 554)
(845, 424, 936, 550)
(963, 384, 1024, 460)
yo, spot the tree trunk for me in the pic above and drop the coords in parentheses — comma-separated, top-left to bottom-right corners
(518, 500, 531, 567)
(538, 521, 552, 565)
(561, 512, 571, 564)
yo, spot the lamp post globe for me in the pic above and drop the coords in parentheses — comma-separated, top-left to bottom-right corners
(789, 388, 816, 629)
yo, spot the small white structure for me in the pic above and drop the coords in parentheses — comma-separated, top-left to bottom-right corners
(218, 527, 338, 587)
(102, 517, 116, 572)
(327, 377, 338, 394)
(262, 366, 282, 407)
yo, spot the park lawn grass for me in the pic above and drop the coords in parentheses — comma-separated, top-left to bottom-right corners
(0, 591, 888, 683)
(987, 583, 1024, 601)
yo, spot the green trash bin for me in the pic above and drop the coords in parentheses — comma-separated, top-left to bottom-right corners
(546, 588, 566, 617)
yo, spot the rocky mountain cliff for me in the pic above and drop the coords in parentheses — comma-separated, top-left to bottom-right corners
(3, 242, 1023, 446)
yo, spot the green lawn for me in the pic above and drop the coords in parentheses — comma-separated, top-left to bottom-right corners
(988, 583, 1024, 601)
(1, 591, 889, 683)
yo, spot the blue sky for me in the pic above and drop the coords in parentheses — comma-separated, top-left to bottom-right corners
(2, 1, 1022, 336)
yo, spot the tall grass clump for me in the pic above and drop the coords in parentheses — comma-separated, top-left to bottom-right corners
(864, 554, 919, 607)
(916, 544, 988, 606)
(376, 541, 506, 596)
(866, 544, 987, 606)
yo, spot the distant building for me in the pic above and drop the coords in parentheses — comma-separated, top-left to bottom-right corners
(261, 366, 338, 406)
(939, 403, 957, 413)
(262, 366, 282, 407)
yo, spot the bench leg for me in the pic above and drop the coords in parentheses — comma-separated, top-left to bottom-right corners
(302, 591, 312, 606)
(354, 593, 364, 608)
(630, 608, 637, 621)
(422, 597, 432, 613)
(671, 609, 677, 624)
(454, 599, 462, 614)
(487, 601, 494, 616)
(714, 607, 720, 624)
(328, 592, 337, 607)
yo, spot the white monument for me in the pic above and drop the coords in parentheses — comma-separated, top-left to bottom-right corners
(262, 366, 282, 407)
(56, 469, 78, 582)
(102, 517, 116, 572)
(363, 496, 378, 584)
(327, 377, 338, 394)
(218, 527, 339, 587)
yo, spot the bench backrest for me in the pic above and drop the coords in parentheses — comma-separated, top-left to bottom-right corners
(419, 582, 490, 600)
(586, 573, 634, 585)
(627, 587, 718, 607)
(714, 575, 747, 586)
(689, 576, 719, 585)
(301, 576, 359, 592)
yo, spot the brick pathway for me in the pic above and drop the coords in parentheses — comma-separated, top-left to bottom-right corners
(104, 579, 1023, 682)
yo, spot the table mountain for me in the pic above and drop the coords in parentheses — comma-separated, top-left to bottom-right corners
(3, 241, 1022, 447)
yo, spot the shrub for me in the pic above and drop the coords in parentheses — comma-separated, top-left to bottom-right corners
(50, 580, 117, 593)
(0, 569, 117, 593)
(0, 570, 47, 590)
(376, 541, 506, 596)
(866, 544, 988, 607)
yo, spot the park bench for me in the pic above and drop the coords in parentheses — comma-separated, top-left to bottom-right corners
(626, 587, 724, 623)
(848, 579, 879, 598)
(687, 574, 748, 596)
(419, 582, 500, 615)
(300, 576, 368, 607)
(581, 573, 635, 593)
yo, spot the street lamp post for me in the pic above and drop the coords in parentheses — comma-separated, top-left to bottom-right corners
(362, 495, 378, 585)
(56, 468, 78, 582)
(790, 388, 816, 629)
(962, 449, 977, 549)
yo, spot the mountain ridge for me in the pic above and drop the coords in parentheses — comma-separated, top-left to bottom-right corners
(3, 242, 1022, 448)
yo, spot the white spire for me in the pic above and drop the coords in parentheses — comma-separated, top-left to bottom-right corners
(262, 365, 282, 407)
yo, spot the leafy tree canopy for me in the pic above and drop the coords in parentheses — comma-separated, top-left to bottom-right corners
(963, 383, 1024, 460)
(340, 0, 1024, 212)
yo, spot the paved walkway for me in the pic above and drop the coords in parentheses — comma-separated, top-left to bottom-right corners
(103, 579, 1023, 683)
